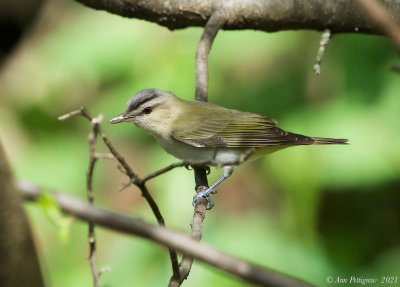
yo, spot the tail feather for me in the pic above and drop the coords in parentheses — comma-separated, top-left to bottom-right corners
(312, 137, 348, 145)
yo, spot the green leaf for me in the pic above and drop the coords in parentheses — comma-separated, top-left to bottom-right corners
(37, 190, 73, 244)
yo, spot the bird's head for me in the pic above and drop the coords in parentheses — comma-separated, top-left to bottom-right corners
(109, 89, 180, 137)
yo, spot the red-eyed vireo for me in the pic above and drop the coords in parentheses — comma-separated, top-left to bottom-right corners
(110, 89, 347, 209)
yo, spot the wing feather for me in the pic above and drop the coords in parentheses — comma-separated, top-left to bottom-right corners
(172, 104, 312, 148)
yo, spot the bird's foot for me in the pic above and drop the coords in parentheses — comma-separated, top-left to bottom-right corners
(192, 188, 215, 210)
(204, 166, 211, 175)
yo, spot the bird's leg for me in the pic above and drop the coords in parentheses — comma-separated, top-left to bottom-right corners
(192, 166, 233, 210)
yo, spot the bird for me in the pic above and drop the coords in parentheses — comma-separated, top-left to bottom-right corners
(109, 88, 347, 209)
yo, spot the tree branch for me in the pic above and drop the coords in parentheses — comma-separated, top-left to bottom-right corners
(169, 167, 210, 286)
(0, 143, 44, 287)
(19, 181, 311, 287)
(355, 0, 400, 52)
(74, 0, 400, 35)
(195, 10, 226, 101)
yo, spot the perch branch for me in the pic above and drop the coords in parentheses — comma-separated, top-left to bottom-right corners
(58, 108, 181, 280)
(173, 149, 256, 286)
(169, 12, 228, 285)
(168, 167, 210, 286)
(74, 0, 400, 36)
(19, 181, 311, 287)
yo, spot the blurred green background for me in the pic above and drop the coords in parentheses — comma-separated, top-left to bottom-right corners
(1, 1, 400, 286)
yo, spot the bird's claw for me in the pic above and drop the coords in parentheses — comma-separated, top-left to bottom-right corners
(205, 166, 211, 175)
(192, 189, 215, 210)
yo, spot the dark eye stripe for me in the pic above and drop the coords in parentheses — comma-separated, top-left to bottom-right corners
(126, 94, 158, 113)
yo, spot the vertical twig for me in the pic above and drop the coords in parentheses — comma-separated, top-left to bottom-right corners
(86, 115, 103, 287)
(168, 167, 209, 287)
(191, 8, 225, 278)
(170, 10, 226, 287)
(195, 10, 226, 102)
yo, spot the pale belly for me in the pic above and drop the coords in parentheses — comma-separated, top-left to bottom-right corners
(154, 135, 244, 165)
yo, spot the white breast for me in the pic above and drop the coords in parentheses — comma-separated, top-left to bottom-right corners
(154, 135, 243, 165)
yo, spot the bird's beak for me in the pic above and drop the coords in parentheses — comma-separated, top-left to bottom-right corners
(109, 113, 127, 124)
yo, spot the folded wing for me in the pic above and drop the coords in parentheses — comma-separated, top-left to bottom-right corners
(172, 108, 315, 148)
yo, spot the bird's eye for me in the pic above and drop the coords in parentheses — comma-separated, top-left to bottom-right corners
(143, 107, 152, 114)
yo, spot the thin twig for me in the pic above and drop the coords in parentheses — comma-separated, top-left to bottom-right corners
(86, 116, 101, 287)
(19, 182, 312, 287)
(313, 29, 331, 75)
(116, 165, 129, 176)
(135, 151, 257, 187)
(94, 153, 113, 159)
(138, 161, 186, 184)
(59, 107, 181, 280)
(57, 109, 84, 121)
(169, 167, 209, 287)
(355, 0, 400, 52)
(195, 11, 226, 101)
(118, 181, 133, 193)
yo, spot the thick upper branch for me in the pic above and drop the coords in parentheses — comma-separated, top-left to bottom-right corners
(75, 0, 400, 35)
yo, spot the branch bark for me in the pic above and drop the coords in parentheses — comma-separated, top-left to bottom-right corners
(195, 10, 226, 101)
(75, 0, 400, 35)
(86, 115, 101, 287)
(355, 0, 400, 51)
(0, 142, 44, 287)
(19, 181, 311, 287)
(169, 167, 210, 286)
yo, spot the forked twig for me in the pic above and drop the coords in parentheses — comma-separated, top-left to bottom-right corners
(59, 107, 181, 280)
